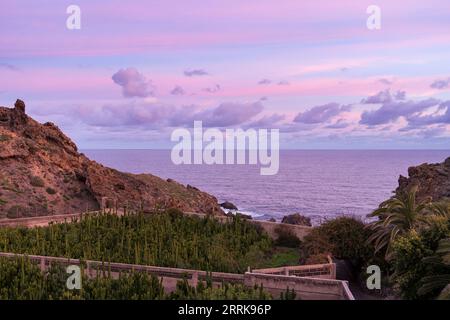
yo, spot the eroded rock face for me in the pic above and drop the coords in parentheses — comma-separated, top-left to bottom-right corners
(396, 157, 450, 202)
(0, 100, 221, 218)
(220, 201, 238, 210)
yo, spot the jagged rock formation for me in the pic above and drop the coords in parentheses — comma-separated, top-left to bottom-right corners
(396, 157, 450, 202)
(0, 99, 221, 218)
(220, 201, 238, 210)
(281, 213, 312, 227)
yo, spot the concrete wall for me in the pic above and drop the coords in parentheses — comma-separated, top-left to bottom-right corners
(185, 212, 312, 241)
(252, 257, 336, 280)
(0, 252, 353, 300)
(244, 272, 352, 300)
(250, 220, 311, 241)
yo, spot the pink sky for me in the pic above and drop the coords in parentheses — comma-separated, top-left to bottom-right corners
(0, 0, 449, 148)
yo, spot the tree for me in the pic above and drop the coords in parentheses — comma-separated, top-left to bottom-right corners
(367, 188, 430, 259)
(418, 238, 450, 298)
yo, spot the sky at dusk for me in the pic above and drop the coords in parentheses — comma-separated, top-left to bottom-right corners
(1, 0, 450, 149)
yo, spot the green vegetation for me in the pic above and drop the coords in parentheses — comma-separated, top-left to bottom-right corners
(260, 247, 301, 268)
(420, 238, 450, 297)
(168, 279, 271, 300)
(361, 188, 450, 299)
(367, 187, 432, 259)
(0, 210, 273, 273)
(328, 189, 450, 300)
(300, 216, 373, 266)
(0, 134, 11, 142)
(274, 225, 301, 248)
(6, 205, 26, 219)
(30, 176, 45, 188)
(45, 187, 56, 195)
(390, 215, 450, 299)
(1, 178, 23, 194)
(0, 257, 271, 300)
(295, 196, 450, 300)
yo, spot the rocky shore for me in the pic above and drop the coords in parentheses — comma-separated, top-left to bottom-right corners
(396, 156, 450, 202)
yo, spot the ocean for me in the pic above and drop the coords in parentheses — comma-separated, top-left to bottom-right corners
(84, 150, 449, 224)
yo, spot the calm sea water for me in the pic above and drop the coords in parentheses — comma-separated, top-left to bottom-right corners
(83, 150, 449, 224)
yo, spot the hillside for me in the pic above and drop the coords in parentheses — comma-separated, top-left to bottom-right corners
(396, 156, 450, 202)
(0, 99, 221, 218)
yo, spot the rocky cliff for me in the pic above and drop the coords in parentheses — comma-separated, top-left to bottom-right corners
(396, 156, 450, 202)
(0, 100, 221, 218)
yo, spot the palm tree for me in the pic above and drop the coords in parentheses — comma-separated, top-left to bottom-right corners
(429, 201, 450, 218)
(418, 238, 450, 299)
(367, 187, 430, 259)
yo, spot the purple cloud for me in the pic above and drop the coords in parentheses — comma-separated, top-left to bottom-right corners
(203, 84, 221, 93)
(244, 113, 285, 129)
(0, 63, 19, 71)
(361, 89, 406, 104)
(430, 78, 450, 89)
(170, 85, 185, 96)
(277, 80, 290, 86)
(326, 119, 350, 129)
(294, 103, 351, 124)
(418, 127, 447, 138)
(112, 67, 155, 98)
(56, 100, 264, 129)
(196, 101, 264, 127)
(394, 90, 406, 100)
(407, 101, 450, 126)
(258, 79, 271, 85)
(378, 78, 393, 85)
(360, 98, 440, 125)
(184, 69, 209, 77)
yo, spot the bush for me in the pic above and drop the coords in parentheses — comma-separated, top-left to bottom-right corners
(274, 225, 301, 248)
(299, 229, 333, 263)
(0, 134, 11, 142)
(391, 218, 450, 299)
(305, 253, 330, 265)
(301, 217, 373, 266)
(46, 187, 56, 195)
(30, 176, 45, 188)
(6, 205, 26, 218)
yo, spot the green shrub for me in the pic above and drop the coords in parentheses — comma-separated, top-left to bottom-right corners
(46, 187, 56, 195)
(6, 205, 26, 218)
(0, 134, 11, 142)
(301, 217, 373, 266)
(391, 218, 450, 299)
(30, 176, 45, 188)
(168, 278, 272, 300)
(0, 211, 273, 273)
(274, 225, 301, 248)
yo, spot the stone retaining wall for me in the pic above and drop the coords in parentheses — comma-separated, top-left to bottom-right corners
(0, 252, 353, 300)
